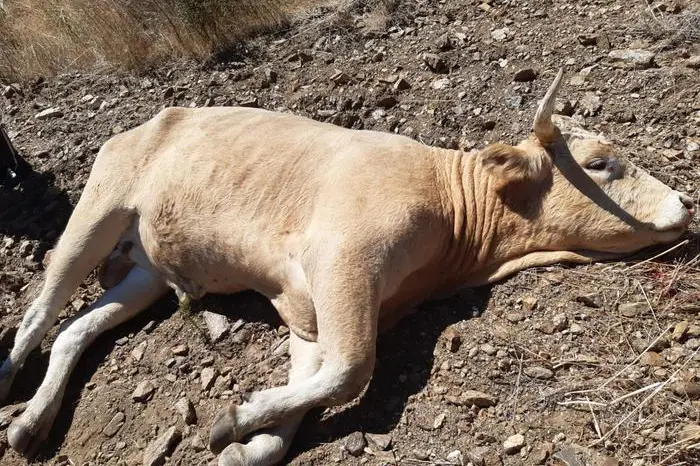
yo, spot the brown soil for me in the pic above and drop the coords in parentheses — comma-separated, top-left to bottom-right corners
(1, 0, 700, 465)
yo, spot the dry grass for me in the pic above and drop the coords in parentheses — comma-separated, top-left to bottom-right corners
(0, 0, 336, 81)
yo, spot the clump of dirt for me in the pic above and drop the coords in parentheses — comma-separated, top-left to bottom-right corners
(1, 0, 700, 465)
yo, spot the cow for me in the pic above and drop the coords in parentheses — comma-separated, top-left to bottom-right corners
(0, 70, 694, 466)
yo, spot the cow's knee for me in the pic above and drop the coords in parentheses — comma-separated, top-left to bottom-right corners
(324, 355, 375, 405)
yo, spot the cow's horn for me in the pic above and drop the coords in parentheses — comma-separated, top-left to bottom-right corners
(533, 68, 564, 145)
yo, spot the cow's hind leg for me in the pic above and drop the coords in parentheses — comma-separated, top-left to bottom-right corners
(0, 191, 132, 402)
(7, 266, 167, 456)
(216, 333, 321, 466)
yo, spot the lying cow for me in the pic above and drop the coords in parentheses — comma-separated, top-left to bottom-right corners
(0, 70, 694, 465)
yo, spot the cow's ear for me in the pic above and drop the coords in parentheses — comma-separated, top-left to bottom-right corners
(480, 142, 551, 186)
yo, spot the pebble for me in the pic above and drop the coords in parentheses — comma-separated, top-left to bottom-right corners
(619, 302, 646, 317)
(174, 397, 197, 425)
(190, 433, 206, 451)
(446, 450, 463, 463)
(503, 434, 525, 454)
(433, 413, 446, 429)
(480, 343, 496, 356)
(132, 380, 156, 402)
(431, 78, 451, 90)
(201, 367, 218, 391)
(202, 311, 230, 343)
(459, 390, 498, 408)
(393, 78, 411, 91)
(672, 381, 700, 399)
(513, 68, 537, 82)
(608, 49, 656, 69)
(569, 323, 584, 335)
(375, 96, 398, 109)
(640, 351, 667, 367)
(444, 327, 462, 352)
(579, 92, 602, 116)
(423, 53, 448, 73)
(491, 27, 511, 41)
(103, 412, 125, 437)
(524, 366, 554, 379)
(686, 56, 700, 69)
(142, 426, 181, 466)
(532, 442, 554, 464)
(575, 293, 600, 308)
(132, 341, 148, 361)
(171, 344, 189, 356)
(673, 321, 689, 342)
(345, 431, 366, 456)
(365, 433, 392, 451)
(35, 107, 63, 119)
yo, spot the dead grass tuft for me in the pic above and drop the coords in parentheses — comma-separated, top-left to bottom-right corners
(0, 0, 336, 81)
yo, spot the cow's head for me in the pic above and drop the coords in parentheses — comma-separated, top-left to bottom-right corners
(480, 70, 694, 262)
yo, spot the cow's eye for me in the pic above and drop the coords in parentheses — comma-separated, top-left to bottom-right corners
(585, 158, 607, 171)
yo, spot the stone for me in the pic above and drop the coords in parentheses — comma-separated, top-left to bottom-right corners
(619, 302, 646, 317)
(673, 321, 689, 341)
(672, 381, 700, 399)
(433, 413, 446, 429)
(480, 343, 496, 356)
(103, 412, 125, 437)
(552, 313, 569, 332)
(444, 327, 462, 352)
(531, 442, 554, 464)
(431, 78, 451, 90)
(132, 380, 155, 402)
(171, 344, 189, 356)
(579, 92, 602, 116)
(132, 341, 148, 361)
(365, 433, 392, 451)
(423, 53, 448, 73)
(375, 96, 398, 109)
(202, 311, 229, 343)
(460, 390, 497, 408)
(330, 70, 351, 85)
(239, 98, 259, 108)
(468, 446, 502, 466)
(503, 434, 525, 454)
(569, 323, 584, 335)
(393, 78, 411, 91)
(491, 28, 511, 41)
(640, 351, 667, 367)
(345, 431, 366, 456)
(35, 107, 63, 119)
(190, 433, 206, 451)
(513, 68, 537, 82)
(142, 426, 181, 466)
(447, 450, 463, 463)
(608, 49, 656, 69)
(686, 56, 700, 69)
(174, 397, 197, 425)
(575, 293, 600, 308)
(201, 367, 218, 391)
(524, 366, 554, 379)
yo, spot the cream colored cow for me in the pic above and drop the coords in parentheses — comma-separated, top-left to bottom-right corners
(0, 70, 694, 465)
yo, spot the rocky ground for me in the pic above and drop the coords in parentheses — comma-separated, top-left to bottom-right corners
(1, 0, 700, 465)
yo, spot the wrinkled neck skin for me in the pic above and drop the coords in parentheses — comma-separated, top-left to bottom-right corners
(433, 148, 621, 287)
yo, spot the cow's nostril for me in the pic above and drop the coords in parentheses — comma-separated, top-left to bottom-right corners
(680, 195, 695, 214)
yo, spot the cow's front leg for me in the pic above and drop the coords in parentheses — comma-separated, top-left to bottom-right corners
(209, 254, 379, 461)
(214, 333, 322, 466)
(7, 267, 167, 456)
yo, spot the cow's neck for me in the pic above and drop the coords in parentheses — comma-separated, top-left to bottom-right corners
(433, 148, 594, 287)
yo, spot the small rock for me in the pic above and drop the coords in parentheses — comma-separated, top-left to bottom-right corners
(423, 53, 448, 73)
(640, 351, 667, 367)
(433, 413, 446, 429)
(444, 327, 462, 352)
(673, 321, 689, 342)
(201, 367, 218, 391)
(569, 323, 584, 335)
(239, 98, 259, 108)
(608, 49, 656, 69)
(513, 68, 537, 82)
(190, 433, 206, 451)
(365, 433, 392, 451)
(174, 397, 197, 425)
(619, 302, 646, 317)
(522, 296, 538, 311)
(132, 380, 155, 402)
(202, 311, 229, 343)
(491, 27, 511, 41)
(431, 78, 451, 90)
(672, 381, 700, 399)
(554, 99, 576, 116)
(330, 70, 351, 85)
(579, 92, 602, 116)
(447, 450, 463, 463)
(171, 344, 189, 356)
(577, 34, 598, 46)
(35, 107, 63, 120)
(103, 412, 125, 437)
(393, 78, 411, 91)
(575, 293, 600, 308)
(345, 431, 366, 456)
(460, 390, 498, 408)
(132, 341, 148, 361)
(532, 442, 554, 464)
(553, 313, 569, 332)
(375, 95, 398, 109)
(480, 343, 496, 356)
(142, 426, 181, 466)
(524, 366, 554, 379)
(686, 56, 700, 69)
(503, 434, 525, 454)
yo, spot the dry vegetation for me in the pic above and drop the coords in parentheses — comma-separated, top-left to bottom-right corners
(0, 0, 342, 80)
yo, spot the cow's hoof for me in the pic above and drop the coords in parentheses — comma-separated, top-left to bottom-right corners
(210, 405, 240, 454)
(219, 443, 246, 466)
(7, 415, 47, 457)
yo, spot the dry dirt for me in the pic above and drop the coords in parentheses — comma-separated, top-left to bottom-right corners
(1, 0, 700, 465)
